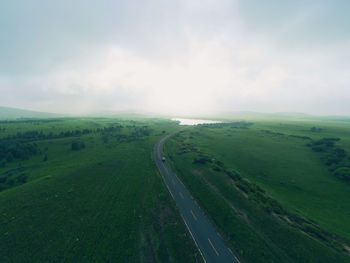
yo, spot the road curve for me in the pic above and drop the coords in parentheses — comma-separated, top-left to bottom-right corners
(154, 132, 239, 263)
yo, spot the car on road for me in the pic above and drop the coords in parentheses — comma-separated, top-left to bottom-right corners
(162, 157, 166, 162)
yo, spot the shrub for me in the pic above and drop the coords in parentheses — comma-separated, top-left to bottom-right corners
(301, 223, 328, 241)
(193, 155, 212, 164)
(210, 163, 222, 171)
(333, 167, 350, 181)
(236, 179, 251, 193)
(16, 174, 27, 184)
(312, 146, 325, 152)
(0, 160, 6, 168)
(71, 141, 85, 151)
(225, 169, 242, 181)
(310, 127, 322, 132)
(6, 152, 14, 162)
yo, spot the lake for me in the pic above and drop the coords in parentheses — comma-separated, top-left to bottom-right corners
(172, 118, 222, 125)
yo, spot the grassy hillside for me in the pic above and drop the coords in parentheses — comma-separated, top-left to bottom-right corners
(0, 106, 61, 119)
(164, 119, 350, 263)
(0, 118, 202, 262)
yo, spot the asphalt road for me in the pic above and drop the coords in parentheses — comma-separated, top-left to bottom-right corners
(154, 133, 239, 263)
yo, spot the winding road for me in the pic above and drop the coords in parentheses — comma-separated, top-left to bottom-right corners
(154, 133, 239, 263)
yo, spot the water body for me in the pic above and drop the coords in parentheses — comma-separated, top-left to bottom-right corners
(172, 118, 222, 125)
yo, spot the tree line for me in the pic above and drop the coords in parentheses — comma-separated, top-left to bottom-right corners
(0, 140, 39, 167)
(3, 125, 123, 142)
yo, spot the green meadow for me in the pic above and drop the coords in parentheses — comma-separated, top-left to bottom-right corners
(0, 118, 202, 262)
(165, 118, 350, 263)
(2, 115, 350, 263)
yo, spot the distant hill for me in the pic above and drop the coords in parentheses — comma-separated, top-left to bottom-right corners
(224, 111, 310, 118)
(0, 106, 61, 120)
(214, 111, 350, 122)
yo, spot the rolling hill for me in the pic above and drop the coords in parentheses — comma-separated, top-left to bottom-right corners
(0, 106, 61, 119)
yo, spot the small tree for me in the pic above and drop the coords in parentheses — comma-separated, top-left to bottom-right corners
(71, 141, 85, 151)
(6, 152, 14, 162)
(333, 167, 350, 182)
(0, 160, 6, 168)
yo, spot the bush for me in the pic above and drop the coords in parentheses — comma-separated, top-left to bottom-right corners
(236, 179, 251, 193)
(225, 169, 242, 181)
(312, 146, 325, 152)
(301, 223, 328, 241)
(0, 160, 6, 168)
(310, 127, 322, 132)
(71, 141, 85, 151)
(210, 163, 222, 171)
(193, 155, 212, 164)
(333, 167, 350, 181)
(6, 152, 14, 162)
(16, 174, 27, 184)
(309, 137, 350, 170)
(309, 138, 340, 149)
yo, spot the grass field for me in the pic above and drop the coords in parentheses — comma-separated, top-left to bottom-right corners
(2, 115, 350, 262)
(165, 118, 350, 263)
(0, 118, 202, 262)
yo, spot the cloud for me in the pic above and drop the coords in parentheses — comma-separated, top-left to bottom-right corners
(0, 0, 349, 116)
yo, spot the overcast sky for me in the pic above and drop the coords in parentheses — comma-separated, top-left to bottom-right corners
(0, 0, 349, 116)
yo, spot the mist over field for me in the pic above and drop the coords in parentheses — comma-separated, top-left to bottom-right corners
(0, 0, 349, 116)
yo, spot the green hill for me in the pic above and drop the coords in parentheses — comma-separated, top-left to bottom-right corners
(0, 106, 61, 119)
